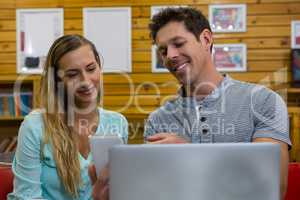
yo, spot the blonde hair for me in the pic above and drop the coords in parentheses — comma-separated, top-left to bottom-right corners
(40, 34, 101, 197)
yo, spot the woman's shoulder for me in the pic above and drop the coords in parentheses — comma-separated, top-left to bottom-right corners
(19, 109, 44, 140)
(99, 107, 128, 123)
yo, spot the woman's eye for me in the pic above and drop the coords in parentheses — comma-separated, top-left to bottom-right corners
(87, 66, 96, 71)
(65, 72, 78, 78)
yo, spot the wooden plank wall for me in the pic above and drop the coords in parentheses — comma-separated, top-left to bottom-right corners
(0, 0, 300, 145)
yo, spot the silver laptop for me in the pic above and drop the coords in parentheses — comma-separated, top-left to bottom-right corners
(109, 143, 280, 200)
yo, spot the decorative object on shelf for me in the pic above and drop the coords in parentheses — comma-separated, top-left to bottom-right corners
(83, 7, 132, 73)
(291, 49, 300, 87)
(209, 4, 247, 33)
(16, 9, 64, 74)
(213, 44, 247, 72)
(0, 92, 32, 118)
(291, 20, 300, 49)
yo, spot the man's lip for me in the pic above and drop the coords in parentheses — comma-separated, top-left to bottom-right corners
(172, 62, 188, 72)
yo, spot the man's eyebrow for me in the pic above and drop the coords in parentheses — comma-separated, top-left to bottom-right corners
(157, 36, 186, 48)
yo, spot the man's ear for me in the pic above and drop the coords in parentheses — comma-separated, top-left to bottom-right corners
(199, 29, 213, 53)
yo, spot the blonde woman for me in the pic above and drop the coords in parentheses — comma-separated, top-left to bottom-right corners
(8, 35, 128, 200)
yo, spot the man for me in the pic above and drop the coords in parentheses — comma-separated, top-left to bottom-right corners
(144, 7, 290, 199)
(90, 7, 291, 200)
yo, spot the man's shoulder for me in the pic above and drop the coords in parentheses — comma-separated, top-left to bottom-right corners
(227, 78, 277, 98)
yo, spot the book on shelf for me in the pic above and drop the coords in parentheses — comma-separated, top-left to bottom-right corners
(0, 137, 11, 153)
(0, 92, 32, 118)
(4, 136, 17, 153)
(0, 152, 15, 166)
(0, 136, 17, 153)
(0, 136, 17, 166)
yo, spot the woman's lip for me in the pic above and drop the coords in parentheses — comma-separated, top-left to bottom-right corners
(77, 87, 94, 94)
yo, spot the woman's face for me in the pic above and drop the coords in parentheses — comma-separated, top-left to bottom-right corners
(58, 44, 101, 108)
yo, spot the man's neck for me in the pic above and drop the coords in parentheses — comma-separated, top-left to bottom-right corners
(183, 70, 224, 100)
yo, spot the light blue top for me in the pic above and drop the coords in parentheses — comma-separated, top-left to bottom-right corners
(8, 108, 128, 200)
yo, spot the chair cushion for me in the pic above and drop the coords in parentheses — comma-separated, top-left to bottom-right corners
(0, 166, 13, 200)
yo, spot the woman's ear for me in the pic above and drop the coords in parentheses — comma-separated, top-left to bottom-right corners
(199, 29, 213, 53)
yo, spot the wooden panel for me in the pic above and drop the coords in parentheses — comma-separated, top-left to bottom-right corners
(261, 0, 300, 3)
(131, 60, 290, 73)
(101, 71, 290, 85)
(134, 15, 300, 29)
(103, 83, 179, 95)
(0, 32, 15, 42)
(15, 0, 63, 8)
(133, 37, 291, 50)
(248, 15, 300, 26)
(64, 8, 82, 19)
(0, 42, 16, 53)
(64, 30, 82, 35)
(248, 3, 300, 15)
(248, 60, 290, 72)
(0, 53, 16, 64)
(65, 19, 82, 30)
(0, 9, 15, 19)
(0, 20, 15, 31)
(102, 95, 175, 106)
(133, 26, 290, 40)
(132, 49, 290, 62)
(0, 0, 15, 8)
(0, 64, 16, 74)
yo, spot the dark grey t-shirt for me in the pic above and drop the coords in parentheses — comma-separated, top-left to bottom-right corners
(144, 76, 291, 146)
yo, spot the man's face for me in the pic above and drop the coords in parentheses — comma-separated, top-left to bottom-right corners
(155, 21, 211, 86)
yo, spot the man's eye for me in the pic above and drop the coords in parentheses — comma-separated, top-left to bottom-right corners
(159, 49, 167, 56)
(174, 42, 184, 48)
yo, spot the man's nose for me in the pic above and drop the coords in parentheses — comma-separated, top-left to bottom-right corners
(166, 46, 179, 60)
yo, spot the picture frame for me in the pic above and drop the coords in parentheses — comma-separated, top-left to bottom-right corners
(209, 4, 247, 32)
(291, 20, 300, 49)
(151, 6, 186, 73)
(291, 49, 300, 87)
(151, 45, 167, 72)
(83, 7, 132, 73)
(213, 44, 247, 72)
(16, 9, 64, 74)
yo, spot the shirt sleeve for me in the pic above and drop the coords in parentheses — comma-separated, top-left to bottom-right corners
(7, 116, 43, 200)
(251, 87, 291, 147)
(144, 113, 160, 142)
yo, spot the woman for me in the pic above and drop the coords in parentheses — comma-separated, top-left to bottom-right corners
(8, 35, 128, 200)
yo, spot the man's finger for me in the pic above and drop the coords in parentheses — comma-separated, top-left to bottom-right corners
(146, 133, 169, 141)
(88, 164, 97, 185)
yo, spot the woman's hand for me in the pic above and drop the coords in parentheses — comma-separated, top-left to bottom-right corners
(88, 164, 110, 200)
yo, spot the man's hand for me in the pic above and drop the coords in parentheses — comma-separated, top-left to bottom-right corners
(146, 133, 190, 144)
(88, 164, 109, 200)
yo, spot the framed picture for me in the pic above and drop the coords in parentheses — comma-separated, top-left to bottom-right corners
(291, 21, 300, 49)
(16, 9, 64, 74)
(291, 49, 300, 87)
(83, 7, 132, 73)
(209, 4, 246, 32)
(151, 45, 167, 72)
(213, 44, 247, 72)
(151, 6, 186, 73)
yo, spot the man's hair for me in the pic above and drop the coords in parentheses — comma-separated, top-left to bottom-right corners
(149, 7, 212, 47)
